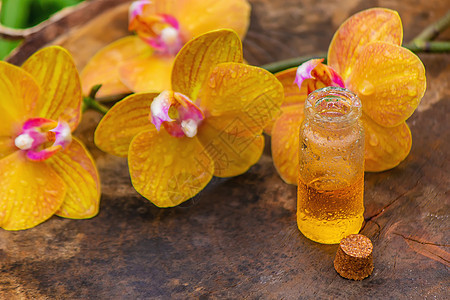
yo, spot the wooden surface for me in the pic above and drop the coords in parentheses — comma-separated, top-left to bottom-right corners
(2, 0, 450, 298)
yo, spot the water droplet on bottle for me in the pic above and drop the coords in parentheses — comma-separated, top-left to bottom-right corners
(385, 144, 394, 154)
(369, 133, 378, 146)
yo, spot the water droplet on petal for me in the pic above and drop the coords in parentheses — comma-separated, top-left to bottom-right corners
(45, 189, 59, 196)
(407, 87, 417, 97)
(358, 80, 375, 96)
(163, 155, 173, 167)
(418, 71, 426, 81)
(390, 84, 397, 95)
(209, 77, 216, 89)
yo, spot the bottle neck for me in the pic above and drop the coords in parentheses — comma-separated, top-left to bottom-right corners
(305, 87, 361, 129)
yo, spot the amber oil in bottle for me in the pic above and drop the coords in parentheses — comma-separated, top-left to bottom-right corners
(297, 87, 365, 244)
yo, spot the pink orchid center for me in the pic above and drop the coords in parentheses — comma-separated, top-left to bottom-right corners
(150, 90, 204, 138)
(14, 118, 72, 161)
(129, 1, 183, 55)
(295, 59, 345, 90)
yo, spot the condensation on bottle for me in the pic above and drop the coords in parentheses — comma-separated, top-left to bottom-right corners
(297, 86, 365, 244)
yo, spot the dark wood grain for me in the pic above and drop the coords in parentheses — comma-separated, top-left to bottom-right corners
(2, 0, 449, 298)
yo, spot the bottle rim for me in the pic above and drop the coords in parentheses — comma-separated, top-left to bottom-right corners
(305, 86, 362, 126)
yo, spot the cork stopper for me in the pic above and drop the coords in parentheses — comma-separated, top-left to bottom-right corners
(334, 234, 374, 280)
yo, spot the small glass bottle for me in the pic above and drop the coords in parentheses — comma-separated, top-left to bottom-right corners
(297, 86, 365, 244)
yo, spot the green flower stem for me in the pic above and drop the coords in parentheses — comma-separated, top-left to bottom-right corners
(261, 53, 326, 74)
(404, 10, 450, 52)
(409, 10, 450, 42)
(405, 41, 450, 53)
(82, 97, 109, 114)
(82, 84, 109, 114)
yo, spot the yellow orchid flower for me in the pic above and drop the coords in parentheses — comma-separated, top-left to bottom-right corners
(0, 46, 101, 230)
(271, 8, 426, 184)
(80, 0, 251, 98)
(94, 29, 283, 207)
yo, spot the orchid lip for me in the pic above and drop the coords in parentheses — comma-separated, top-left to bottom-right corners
(149, 90, 204, 138)
(14, 133, 34, 150)
(294, 59, 324, 88)
(181, 119, 198, 138)
(15, 118, 72, 161)
(151, 90, 174, 131)
(145, 22, 183, 55)
(128, 0, 183, 55)
(294, 58, 345, 90)
(128, 0, 151, 22)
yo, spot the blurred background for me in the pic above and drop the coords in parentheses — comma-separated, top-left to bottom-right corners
(0, 0, 84, 59)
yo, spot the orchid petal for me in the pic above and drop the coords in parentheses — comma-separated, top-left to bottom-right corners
(132, 0, 250, 40)
(128, 130, 214, 207)
(80, 36, 150, 98)
(362, 114, 412, 172)
(0, 137, 14, 160)
(199, 62, 284, 134)
(0, 62, 39, 145)
(22, 46, 82, 131)
(271, 105, 305, 184)
(119, 53, 174, 93)
(276, 67, 308, 106)
(95, 93, 158, 157)
(197, 117, 265, 177)
(0, 151, 66, 230)
(328, 8, 403, 80)
(347, 42, 426, 127)
(171, 29, 243, 100)
(49, 138, 100, 218)
(264, 67, 308, 135)
(175, 0, 251, 39)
